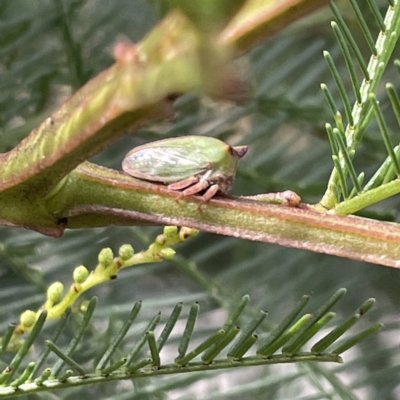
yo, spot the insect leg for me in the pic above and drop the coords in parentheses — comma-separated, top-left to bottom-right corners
(168, 176, 199, 190)
(181, 181, 210, 196)
(169, 178, 208, 204)
(201, 184, 220, 201)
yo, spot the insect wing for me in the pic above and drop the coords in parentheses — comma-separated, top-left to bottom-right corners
(123, 143, 210, 183)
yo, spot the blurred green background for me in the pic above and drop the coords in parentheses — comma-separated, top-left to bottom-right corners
(0, 0, 399, 399)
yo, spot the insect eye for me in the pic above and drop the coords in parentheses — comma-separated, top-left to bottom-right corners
(231, 145, 248, 158)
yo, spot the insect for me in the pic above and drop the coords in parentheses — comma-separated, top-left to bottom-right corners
(122, 136, 248, 201)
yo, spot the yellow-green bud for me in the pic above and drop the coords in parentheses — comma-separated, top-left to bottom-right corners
(78, 300, 90, 314)
(155, 234, 166, 245)
(47, 282, 64, 303)
(164, 226, 178, 237)
(160, 248, 175, 259)
(98, 248, 113, 266)
(119, 244, 134, 260)
(179, 227, 199, 240)
(20, 310, 37, 328)
(73, 265, 89, 284)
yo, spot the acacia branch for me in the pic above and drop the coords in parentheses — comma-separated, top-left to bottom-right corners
(45, 162, 400, 269)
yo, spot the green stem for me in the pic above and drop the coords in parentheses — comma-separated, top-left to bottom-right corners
(334, 178, 400, 215)
(0, 353, 341, 397)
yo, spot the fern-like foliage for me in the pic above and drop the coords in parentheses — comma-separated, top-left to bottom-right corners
(0, 290, 381, 397)
(320, 0, 400, 214)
